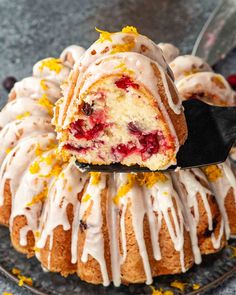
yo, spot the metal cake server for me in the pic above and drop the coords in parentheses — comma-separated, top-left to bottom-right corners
(76, 1, 236, 172)
(192, 0, 236, 65)
(76, 100, 236, 172)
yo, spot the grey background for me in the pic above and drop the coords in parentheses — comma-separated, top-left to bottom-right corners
(0, 0, 236, 294)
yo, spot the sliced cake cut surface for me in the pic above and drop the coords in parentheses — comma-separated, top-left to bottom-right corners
(55, 29, 187, 171)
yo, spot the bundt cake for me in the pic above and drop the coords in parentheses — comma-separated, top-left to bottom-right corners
(54, 28, 187, 171)
(0, 28, 235, 288)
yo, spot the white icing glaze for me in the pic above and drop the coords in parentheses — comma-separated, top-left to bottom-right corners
(36, 160, 88, 267)
(106, 174, 121, 287)
(157, 43, 180, 63)
(79, 173, 109, 286)
(33, 58, 70, 85)
(206, 161, 236, 239)
(0, 117, 53, 167)
(114, 173, 188, 285)
(0, 98, 51, 129)
(146, 174, 187, 272)
(9, 77, 60, 103)
(0, 133, 56, 207)
(56, 31, 170, 127)
(76, 32, 168, 73)
(9, 149, 58, 246)
(60, 45, 86, 68)
(79, 52, 181, 115)
(176, 72, 235, 105)
(169, 55, 212, 82)
(172, 169, 224, 264)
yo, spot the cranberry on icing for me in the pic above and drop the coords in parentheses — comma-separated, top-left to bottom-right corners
(227, 74, 236, 90)
(115, 75, 139, 91)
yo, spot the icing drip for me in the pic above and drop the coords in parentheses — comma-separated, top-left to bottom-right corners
(9, 148, 59, 246)
(159, 66, 182, 114)
(130, 182, 153, 284)
(115, 172, 187, 285)
(172, 169, 217, 264)
(148, 174, 186, 272)
(106, 174, 121, 287)
(115, 173, 152, 284)
(36, 160, 88, 267)
(204, 161, 236, 239)
(0, 133, 56, 207)
(79, 173, 109, 286)
(211, 219, 224, 249)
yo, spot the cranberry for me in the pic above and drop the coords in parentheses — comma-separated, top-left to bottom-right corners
(63, 143, 89, 153)
(82, 103, 93, 116)
(85, 123, 105, 140)
(227, 74, 236, 90)
(112, 142, 137, 158)
(69, 120, 105, 140)
(2, 76, 17, 92)
(128, 122, 142, 136)
(89, 110, 106, 125)
(70, 120, 85, 138)
(139, 132, 159, 158)
(115, 75, 139, 91)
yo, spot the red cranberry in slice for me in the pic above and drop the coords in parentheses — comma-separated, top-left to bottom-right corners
(63, 143, 89, 154)
(2, 76, 17, 92)
(227, 74, 236, 90)
(82, 102, 93, 116)
(115, 75, 139, 91)
(85, 123, 105, 140)
(128, 122, 142, 136)
(112, 142, 137, 158)
(70, 120, 85, 138)
(70, 118, 105, 140)
(139, 132, 159, 157)
(89, 110, 106, 126)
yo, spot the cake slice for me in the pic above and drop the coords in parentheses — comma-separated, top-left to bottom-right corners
(55, 51, 187, 171)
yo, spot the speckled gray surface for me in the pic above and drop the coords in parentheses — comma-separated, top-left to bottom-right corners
(0, 0, 236, 294)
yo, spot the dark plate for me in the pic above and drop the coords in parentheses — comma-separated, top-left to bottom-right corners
(0, 226, 236, 295)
